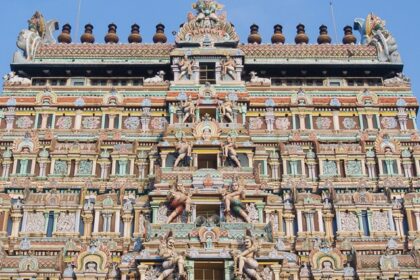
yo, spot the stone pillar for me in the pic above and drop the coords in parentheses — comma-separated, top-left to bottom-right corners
(186, 260, 194, 280)
(272, 264, 282, 280)
(299, 114, 305, 130)
(256, 202, 265, 223)
(151, 201, 160, 223)
(108, 114, 116, 129)
(138, 264, 148, 280)
(74, 110, 82, 130)
(366, 114, 373, 130)
(10, 211, 22, 238)
(5, 115, 15, 131)
(122, 212, 133, 239)
(82, 211, 93, 238)
(333, 110, 340, 130)
(224, 260, 234, 280)
(41, 113, 49, 129)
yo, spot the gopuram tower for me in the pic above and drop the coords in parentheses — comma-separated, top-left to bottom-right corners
(0, 1, 419, 279)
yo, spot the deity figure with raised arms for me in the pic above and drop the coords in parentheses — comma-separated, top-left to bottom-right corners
(174, 138, 193, 167)
(222, 137, 241, 168)
(178, 55, 194, 81)
(219, 96, 235, 123)
(223, 178, 250, 223)
(179, 95, 196, 123)
(221, 55, 237, 80)
(192, 0, 223, 23)
(166, 181, 192, 224)
(158, 231, 187, 280)
(232, 229, 261, 280)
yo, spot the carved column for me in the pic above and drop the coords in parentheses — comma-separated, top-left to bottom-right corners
(398, 108, 408, 130)
(82, 210, 94, 238)
(299, 114, 305, 130)
(5, 115, 15, 131)
(10, 210, 23, 238)
(74, 110, 82, 130)
(272, 264, 282, 280)
(366, 114, 373, 130)
(137, 264, 148, 280)
(41, 113, 49, 129)
(332, 110, 340, 130)
(323, 213, 334, 240)
(122, 212, 132, 239)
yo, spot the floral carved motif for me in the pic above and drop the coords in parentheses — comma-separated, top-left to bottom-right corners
(275, 118, 290, 130)
(124, 117, 140, 130)
(249, 117, 263, 130)
(56, 116, 72, 129)
(316, 117, 332, 129)
(381, 117, 398, 129)
(82, 117, 101, 129)
(340, 212, 359, 232)
(25, 212, 45, 232)
(56, 212, 76, 232)
(371, 211, 390, 232)
(16, 116, 34, 129)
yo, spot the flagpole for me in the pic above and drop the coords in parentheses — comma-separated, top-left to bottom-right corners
(75, 0, 82, 41)
(329, 0, 339, 44)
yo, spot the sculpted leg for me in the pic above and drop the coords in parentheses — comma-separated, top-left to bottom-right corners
(239, 209, 251, 223)
(224, 196, 231, 212)
(174, 153, 186, 167)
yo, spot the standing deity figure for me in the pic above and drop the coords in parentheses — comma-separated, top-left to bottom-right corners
(222, 137, 241, 168)
(174, 138, 192, 167)
(223, 178, 250, 223)
(233, 230, 261, 280)
(158, 231, 187, 280)
(166, 182, 192, 224)
(219, 96, 235, 123)
(221, 55, 237, 80)
(178, 55, 194, 81)
(179, 95, 196, 123)
(193, 0, 223, 23)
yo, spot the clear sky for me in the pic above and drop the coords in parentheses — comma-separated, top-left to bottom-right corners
(1, 0, 419, 95)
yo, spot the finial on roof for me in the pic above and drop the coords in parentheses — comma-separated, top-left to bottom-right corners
(105, 23, 119, 44)
(81, 23, 95, 44)
(58, 23, 72, 44)
(153, 23, 167, 44)
(295, 24, 309, 44)
(248, 24, 262, 44)
(271, 24, 285, 44)
(342, 25, 357, 44)
(317, 25, 331, 44)
(128, 24, 142, 43)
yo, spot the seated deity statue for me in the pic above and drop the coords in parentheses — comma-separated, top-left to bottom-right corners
(174, 138, 192, 167)
(193, 0, 222, 23)
(166, 182, 192, 224)
(219, 96, 235, 123)
(158, 231, 187, 280)
(221, 55, 236, 80)
(179, 95, 196, 123)
(223, 178, 250, 223)
(178, 55, 194, 81)
(233, 230, 261, 280)
(222, 137, 241, 168)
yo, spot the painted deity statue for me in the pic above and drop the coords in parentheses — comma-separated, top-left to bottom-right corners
(192, 0, 223, 23)
(233, 230, 261, 280)
(179, 95, 196, 123)
(222, 137, 241, 168)
(223, 178, 250, 223)
(158, 231, 187, 280)
(219, 96, 235, 123)
(178, 55, 194, 81)
(28, 11, 46, 37)
(174, 138, 192, 167)
(166, 182, 192, 224)
(221, 55, 237, 80)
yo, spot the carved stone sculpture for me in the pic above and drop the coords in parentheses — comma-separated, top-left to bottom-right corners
(25, 212, 45, 232)
(3, 72, 31, 86)
(223, 178, 250, 223)
(232, 229, 261, 280)
(145, 71, 166, 84)
(179, 95, 196, 123)
(340, 212, 359, 232)
(221, 55, 236, 80)
(174, 138, 192, 167)
(56, 212, 76, 232)
(166, 182, 192, 224)
(177, 55, 194, 81)
(222, 137, 241, 168)
(219, 96, 235, 123)
(157, 231, 187, 280)
(248, 71, 270, 85)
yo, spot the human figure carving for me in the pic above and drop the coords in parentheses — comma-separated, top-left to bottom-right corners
(222, 137, 241, 168)
(219, 96, 235, 123)
(158, 231, 187, 280)
(174, 138, 192, 167)
(221, 55, 236, 80)
(166, 182, 192, 224)
(179, 95, 196, 123)
(233, 229, 261, 280)
(178, 55, 194, 81)
(223, 178, 250, 223)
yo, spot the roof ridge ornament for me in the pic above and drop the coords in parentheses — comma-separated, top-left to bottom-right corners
(176, 0, 239, 48)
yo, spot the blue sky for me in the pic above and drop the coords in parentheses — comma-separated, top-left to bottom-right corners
(1, 0, 419, 95)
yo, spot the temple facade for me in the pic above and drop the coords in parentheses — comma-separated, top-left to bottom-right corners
(0, 1, 419, 279)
